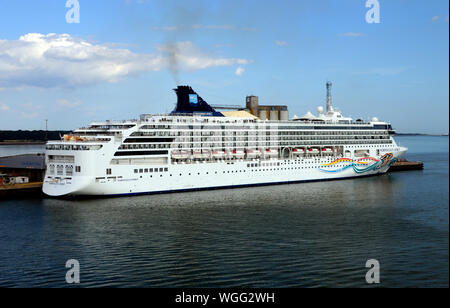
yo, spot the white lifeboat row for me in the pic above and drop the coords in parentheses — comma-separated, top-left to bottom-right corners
(293, 147, 334, 155)
(171, 149, 277, 160)
(172, 147, 334, 160)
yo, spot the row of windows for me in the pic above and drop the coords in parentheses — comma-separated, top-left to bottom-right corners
(166, 135, 390, 142)
(48, 165, 80, 175)
(90, 124, 135, 129)
(132, 130, 389, 137)
(115, 143, 394, 157)
(119, 144, 171, 150)
(140, 122, 387, 130)
(119, 138, 392, 148)
(132, 157, 352, 177)
(121, 139, 393, 150)
(46, 145, 103, 151)
(75, 131, 121, 136)
(134, 167, 169, 174)
(134, 165, 351, 178)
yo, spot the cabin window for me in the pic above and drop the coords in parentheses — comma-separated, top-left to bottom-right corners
(75, 166, 81, 173)
(106, 169, 112, 175)
(66, 166, 73, 176)
(57, 165, 64, 176)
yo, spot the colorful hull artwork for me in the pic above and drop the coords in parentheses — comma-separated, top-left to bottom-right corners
(319, 153, 397, 174)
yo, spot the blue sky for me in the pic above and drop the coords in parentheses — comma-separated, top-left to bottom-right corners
(0, 0, 448, 134)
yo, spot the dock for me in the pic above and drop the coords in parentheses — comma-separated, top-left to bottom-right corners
(389, 160, 424, 172)
(0, 182, 43, 198)
(0, 154, 46, 198)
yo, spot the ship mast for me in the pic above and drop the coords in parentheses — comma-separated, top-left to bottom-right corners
(326, 81, 333, 113)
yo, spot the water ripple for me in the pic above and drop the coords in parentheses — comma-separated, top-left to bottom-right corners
(0, 140, 448, 287)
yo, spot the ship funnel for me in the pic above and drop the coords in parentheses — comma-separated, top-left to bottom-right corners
(171, 85, 223, 116)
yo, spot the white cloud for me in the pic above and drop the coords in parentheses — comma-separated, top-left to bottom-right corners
(0, 33, 163, 88)
(275, 40, 287, 46)
(0, 103, 10, 111)
(431, 16, 440, 22)
(340, 32, 367, 37)
(0, 33, 252, 89)
(235, 67, 245, 76)
(57, 99, 82, 108)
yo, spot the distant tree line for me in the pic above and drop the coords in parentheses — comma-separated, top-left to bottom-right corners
(0, 131, 71, 142)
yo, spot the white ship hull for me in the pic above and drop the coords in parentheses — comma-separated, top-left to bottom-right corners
(43, 149, 406, 197)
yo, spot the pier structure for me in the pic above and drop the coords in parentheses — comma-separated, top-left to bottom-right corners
(0, 154, 46, 197)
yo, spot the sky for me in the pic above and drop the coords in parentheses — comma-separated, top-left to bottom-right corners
(0, 0, 448, 134)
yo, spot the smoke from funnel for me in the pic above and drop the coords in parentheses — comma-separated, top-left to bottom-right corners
(155, 1, 206, 85)
(166, 42, 181, 85)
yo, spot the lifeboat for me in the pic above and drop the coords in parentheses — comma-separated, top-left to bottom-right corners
(172, 150, 189, 160)
(247, 149, 261, 158)
(232, 150, 245, 159)
(193, 150, 208, 159)
(171, 150, 181, 159)
(224, 150, 233, 159)
(293, 148, 305, 155)
(265, 149, 279, 157)
(321, 147, 333, 155)
(307, 147, 320, 155)
(212, 150, 225, 159)
(201, 150, 211, 159)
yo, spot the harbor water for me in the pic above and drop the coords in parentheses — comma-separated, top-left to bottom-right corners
(0, 136, 448, 287)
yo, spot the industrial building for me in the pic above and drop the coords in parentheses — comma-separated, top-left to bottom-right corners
(245, 95, 289, 121)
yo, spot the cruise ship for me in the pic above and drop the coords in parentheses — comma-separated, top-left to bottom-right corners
(43, 83, 407, 197)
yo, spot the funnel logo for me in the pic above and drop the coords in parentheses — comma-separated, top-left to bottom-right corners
(189, 94, 199, 105)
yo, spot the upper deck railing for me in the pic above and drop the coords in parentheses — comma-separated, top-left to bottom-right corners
(73, 114, 390, 131)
